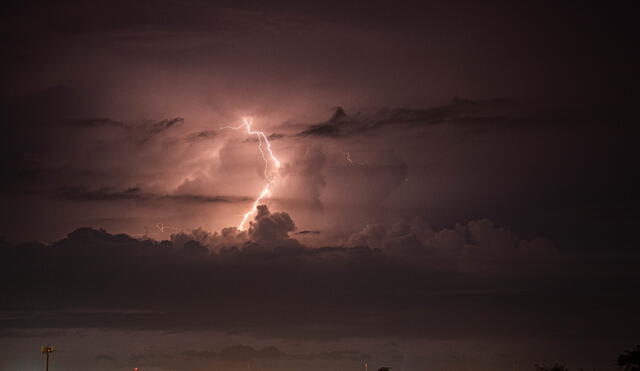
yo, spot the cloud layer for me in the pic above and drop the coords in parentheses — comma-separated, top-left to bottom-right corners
(2, 206, 638, 345)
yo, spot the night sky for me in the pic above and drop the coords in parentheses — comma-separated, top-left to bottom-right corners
(1, 1, 639, 371)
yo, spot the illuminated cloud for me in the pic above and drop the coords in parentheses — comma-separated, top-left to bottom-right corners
(1, 1, 638, 370)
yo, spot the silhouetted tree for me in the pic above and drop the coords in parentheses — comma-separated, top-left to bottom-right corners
(618, 346, 640, 371)
(535, 363, 570, 371)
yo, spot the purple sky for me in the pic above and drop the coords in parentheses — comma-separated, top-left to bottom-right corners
(1, 1, 638, 371)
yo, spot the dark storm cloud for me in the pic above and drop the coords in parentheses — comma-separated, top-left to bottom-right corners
(267, 133, 285, 140)
(1, 1, 638, 370)
(62, 116, 183, 135)
(297, 107, 349, 138)
(2, 84, 180, 131)
(55, 186, 145, 201)
(1, 208, 638, 342)
(290, 99, 640, 253)
(149, 117, 183, 133)
(185, 130, 218, 142)
(54, 186, 248, 204)
(295, 230, 321, 235)
(1, 0, 637, 251)
(297, 98, 636, 138)
(169, 194, 250, 204)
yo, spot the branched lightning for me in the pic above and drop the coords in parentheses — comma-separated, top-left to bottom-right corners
(222, 117, 281, 231)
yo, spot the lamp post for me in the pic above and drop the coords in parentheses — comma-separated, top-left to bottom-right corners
(41, 345, 55, 371)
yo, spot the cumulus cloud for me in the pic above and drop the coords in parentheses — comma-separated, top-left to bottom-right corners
(1, 208, 638, 342)
(347, 218, 556, 270)
(3, 83, 637, 253)
(171, 226, 248, 250)
(248, 205, 299, 247)
(347, 224, 388, 249)
(169, 205, 298, 249)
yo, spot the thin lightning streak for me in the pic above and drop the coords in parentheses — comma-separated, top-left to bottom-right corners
(344, 151, 367, 166)
(344, 151, 355, 165)
(156, 223, 180, 233)
(222, 118, 281, 231)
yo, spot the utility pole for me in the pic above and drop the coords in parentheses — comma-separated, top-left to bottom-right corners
(41, 345, 55, 371)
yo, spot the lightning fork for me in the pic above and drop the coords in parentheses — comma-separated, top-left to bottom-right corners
(222, 118, 281, 230)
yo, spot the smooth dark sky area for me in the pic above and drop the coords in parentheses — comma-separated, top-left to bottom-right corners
(1, 1, 638, 371)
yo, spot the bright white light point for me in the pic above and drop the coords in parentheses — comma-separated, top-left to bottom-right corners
(222, 117, 281, 231)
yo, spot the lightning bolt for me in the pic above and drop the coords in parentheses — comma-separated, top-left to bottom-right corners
(222, 117, 281, 231)
(344, 151, 355, 165)
(156, 223, 180, 233)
